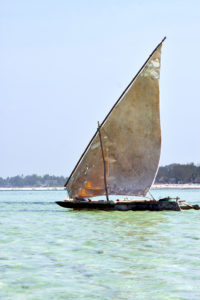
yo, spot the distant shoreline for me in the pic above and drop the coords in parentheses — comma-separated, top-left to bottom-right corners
(1, 184, 200, 191)
(0, 187, 65, 191)
(152, 184, 200, 189)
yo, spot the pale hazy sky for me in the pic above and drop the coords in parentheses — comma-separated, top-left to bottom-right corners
(1, 0, 200, 177)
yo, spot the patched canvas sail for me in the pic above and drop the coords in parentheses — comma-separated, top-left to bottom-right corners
(65, 39, 165, 198)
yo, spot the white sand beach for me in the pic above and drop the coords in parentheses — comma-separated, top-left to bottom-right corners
(1, 184, 200, 191)
(152, 184, 200, 189)
(0, 187, 65, 191)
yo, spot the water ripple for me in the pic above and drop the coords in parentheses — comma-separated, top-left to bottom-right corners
(1, 189, 200, 300)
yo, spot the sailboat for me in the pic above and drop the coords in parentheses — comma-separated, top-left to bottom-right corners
(56, 37, 199, 211)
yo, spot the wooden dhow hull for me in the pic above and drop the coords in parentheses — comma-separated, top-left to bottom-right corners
(56, 200, 199, 211)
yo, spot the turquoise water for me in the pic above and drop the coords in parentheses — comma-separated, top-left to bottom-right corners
(1, 189, 200, 300)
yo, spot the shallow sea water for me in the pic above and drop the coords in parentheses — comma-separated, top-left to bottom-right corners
(1, 189, 200, 300)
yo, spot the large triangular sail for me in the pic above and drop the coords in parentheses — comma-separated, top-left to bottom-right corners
(65, 38, 165, 198)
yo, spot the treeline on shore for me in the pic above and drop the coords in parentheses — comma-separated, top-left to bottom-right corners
(1, 163, 200, 187)
(156, 163, 200, 184)
(0, 174, 67, 188)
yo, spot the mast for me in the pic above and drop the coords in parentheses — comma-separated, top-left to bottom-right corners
(97, 121, 109, 202)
